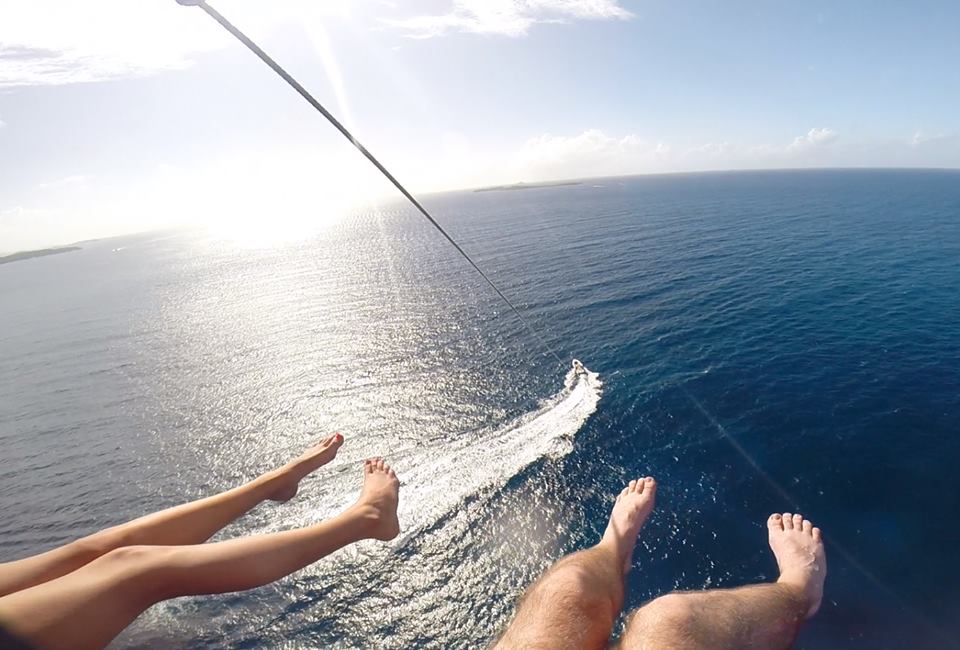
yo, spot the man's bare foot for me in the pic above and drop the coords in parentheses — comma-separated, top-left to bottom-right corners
(353, 458, 401, 541)
(600, 477, 657, 574)
(768, 512, 827, 618)
(266, 433, 345, 502)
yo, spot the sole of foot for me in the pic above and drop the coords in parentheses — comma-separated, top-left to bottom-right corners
(602, 476, 657, 574)
(356, 457, 401, 541)
(268, 433, 345, 502)
(768, 512, 827, 618)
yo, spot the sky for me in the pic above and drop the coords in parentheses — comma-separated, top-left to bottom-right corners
(1, 0, 959, 251)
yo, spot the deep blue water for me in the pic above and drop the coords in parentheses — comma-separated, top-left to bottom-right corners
(1, 169, 958, 649)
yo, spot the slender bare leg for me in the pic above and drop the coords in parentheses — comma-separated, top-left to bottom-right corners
(0, 433, 344, 597)
(617, 512, 827, 650)
(494, 477, 658, 650)
(0, 458, 400, 650)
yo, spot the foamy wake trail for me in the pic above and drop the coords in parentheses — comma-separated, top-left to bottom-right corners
(391, 363, 603, 542)
(285, 364, 603, 539)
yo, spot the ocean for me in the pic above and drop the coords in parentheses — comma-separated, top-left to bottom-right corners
(1, 168, 958, 649)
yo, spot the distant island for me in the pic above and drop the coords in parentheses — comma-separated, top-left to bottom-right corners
(474, 180, 582, 193)
(0, 246, 81, 265)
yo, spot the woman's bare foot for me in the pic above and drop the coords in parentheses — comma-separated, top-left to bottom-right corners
(768, 512, 827, 618)
(600, 477, 657, 574)
(266, 433, 345, 502)
(353, 458, 401, 541)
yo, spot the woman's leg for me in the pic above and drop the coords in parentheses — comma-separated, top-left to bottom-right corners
(0, 458, 399, 650)
(0, 434, 344, 597)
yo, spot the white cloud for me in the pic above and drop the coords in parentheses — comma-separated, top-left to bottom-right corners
(387, 0, 633, 38)
(0, 0, 347, 88)
(910, 131, 956, 147)
(787, 127, 838, 151)
(505, 127, 869, 183)
(688, 141, 735, 156)
(0, 2, 224, 87)
(514, 129, 959, 180)
(33, 174, 92, 190)
(510, 129, 671, 180)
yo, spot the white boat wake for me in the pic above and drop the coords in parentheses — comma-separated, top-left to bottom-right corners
(390, 361, 603, 541)
(273, 362, 603, 540)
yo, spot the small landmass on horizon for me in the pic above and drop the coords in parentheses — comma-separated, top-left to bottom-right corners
(0, 246, 82, 266)
(474, 180, 583, 193)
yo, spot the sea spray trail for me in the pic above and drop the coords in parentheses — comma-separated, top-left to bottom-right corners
(274, 365, 602, 541)
(394, 364, 601, 544)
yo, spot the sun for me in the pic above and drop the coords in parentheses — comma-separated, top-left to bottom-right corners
(156, 148, 380, 249)
(202, 190, 355, 249)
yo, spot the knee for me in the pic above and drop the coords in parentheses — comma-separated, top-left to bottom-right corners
(95, 545, 175, 600)
(50, 545, 178, 611)
(643, 593, 698, 628)
(623, 593, 698, 644)
(95, 545, 163, 575)
(506, 565, 619, 649)
(68, 531, 119, 562)
(536, 562, 620, 622)
(70, 525, 133, 562)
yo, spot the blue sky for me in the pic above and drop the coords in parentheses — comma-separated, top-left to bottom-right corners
(1, 0, 958, 250)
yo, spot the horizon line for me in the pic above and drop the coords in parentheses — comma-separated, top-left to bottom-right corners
(5, 165, 959, 255)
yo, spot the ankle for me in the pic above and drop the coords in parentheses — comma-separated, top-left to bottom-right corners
(596, 532, 619, 556)
(347, 503, 384, 536)
(774, 577, 812, 614)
